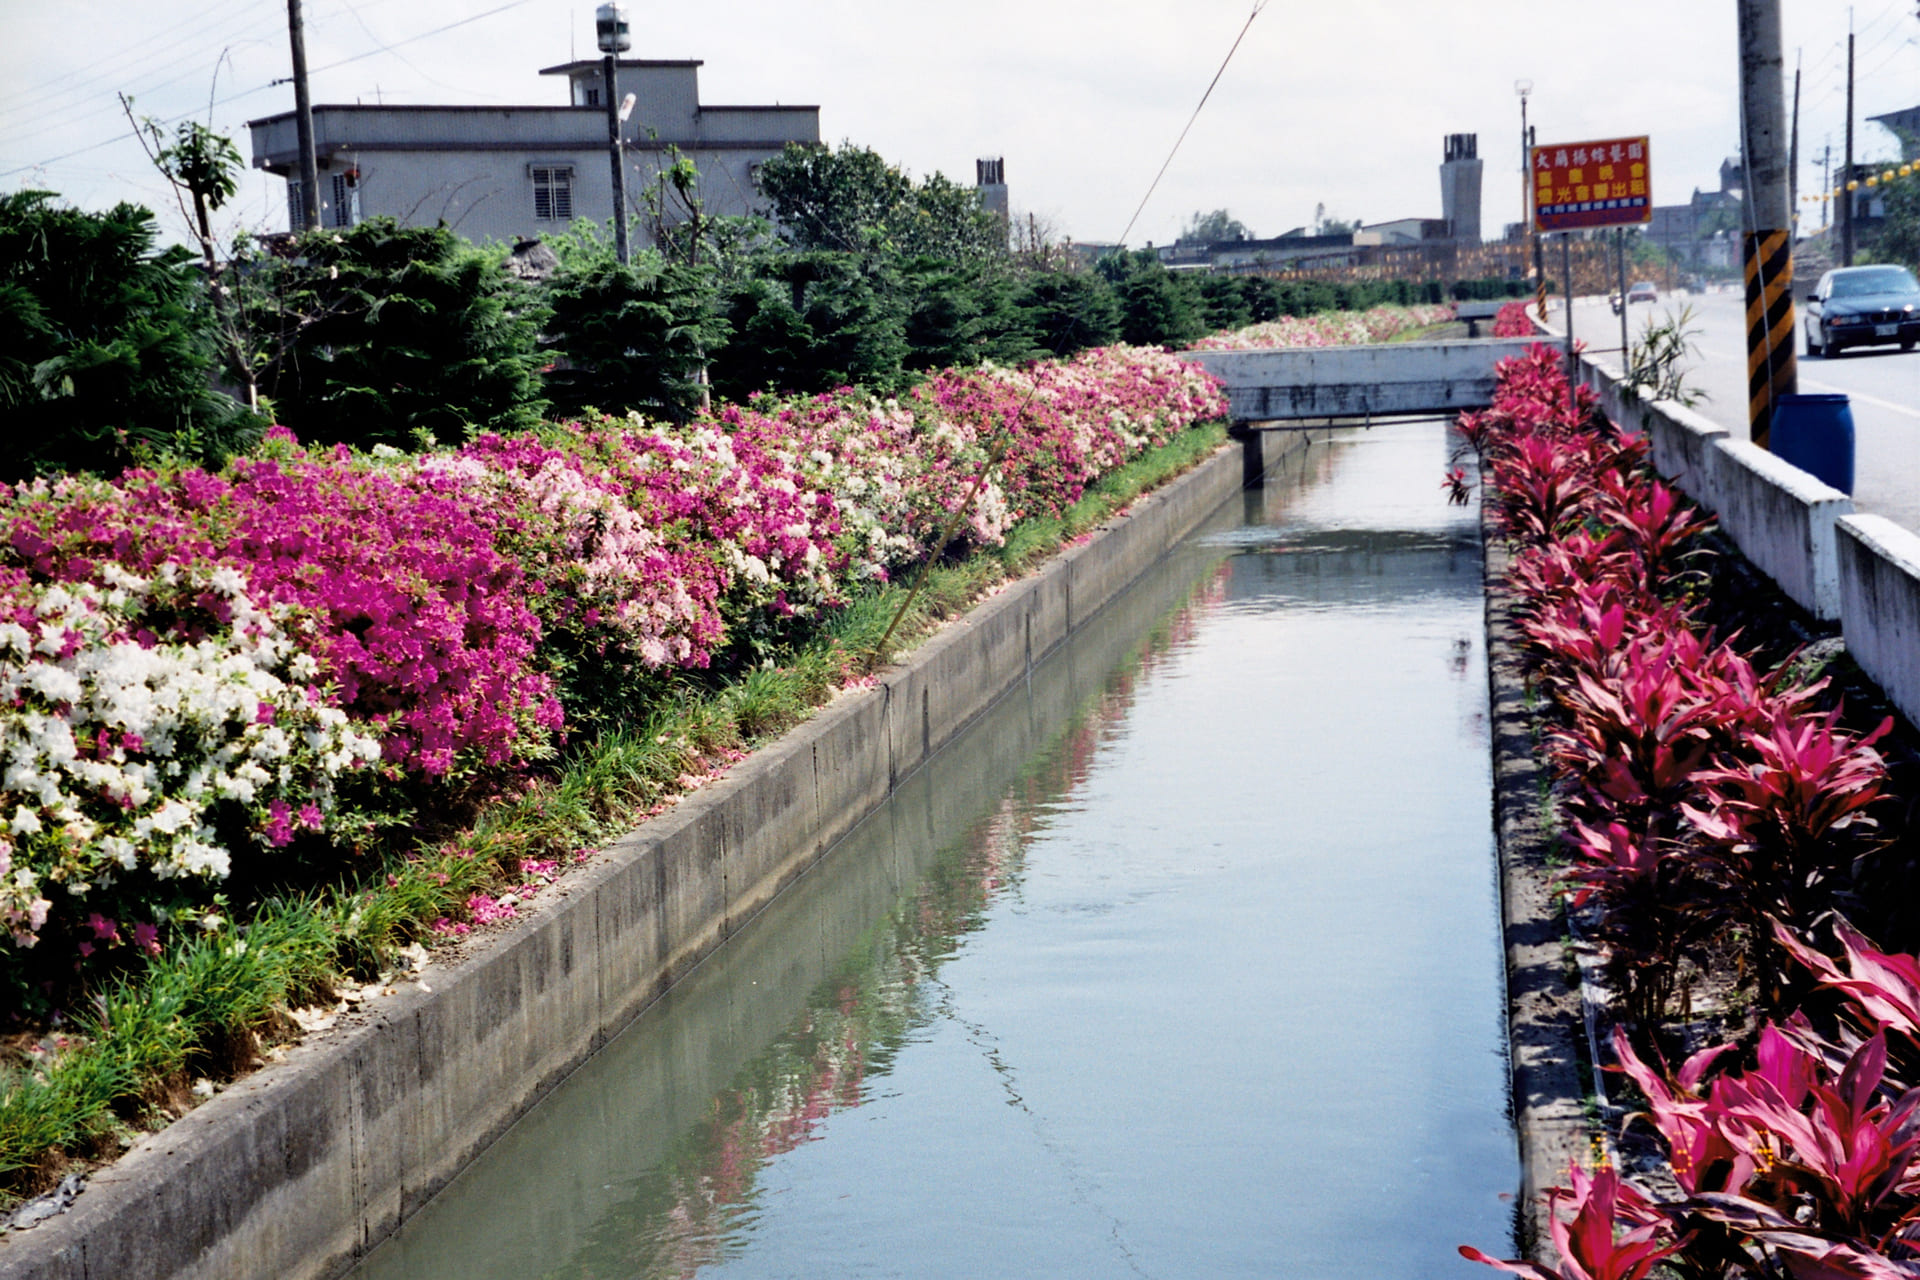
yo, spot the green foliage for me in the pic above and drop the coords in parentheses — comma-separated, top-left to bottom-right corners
(756, 142, 1006, 265)
(0, 191, 260, 481)
(1014, 270, 1123, 356)
(542, 232, 730, 422)
(1197, 274, 1254, 331)
(1179, 208, 1252, 243)
(1876, 180, 1920, 272)
(242, 218, 548, 449)
(710, 251, 910, 399)
(1097, 251, 1206, 348)
(900, 258, 1037, 370)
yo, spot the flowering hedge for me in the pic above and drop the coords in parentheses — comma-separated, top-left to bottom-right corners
(0, 347, 1225, 966)
(1189, 303, 1455, 351)
(1458, 347, 1920, 1279)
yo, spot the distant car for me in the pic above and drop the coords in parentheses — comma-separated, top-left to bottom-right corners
(1804, 264, 1920, 357)
(1627, 281, 1658, 304)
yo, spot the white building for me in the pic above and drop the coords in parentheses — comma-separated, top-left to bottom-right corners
(247, 59, 819, 246)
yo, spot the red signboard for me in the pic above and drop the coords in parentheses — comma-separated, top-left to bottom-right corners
(1531, 136, 1652, 232)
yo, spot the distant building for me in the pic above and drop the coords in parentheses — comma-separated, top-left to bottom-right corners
(975, 157, 1009, 222)
(1439, 133, 1483, 245)
(247, 58, 818, 246)
(1644, 157, 1743, 269)
(1867, 107, 1920, 161)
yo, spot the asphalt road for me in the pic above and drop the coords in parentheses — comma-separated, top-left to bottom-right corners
(1548, 287, 1920, 534)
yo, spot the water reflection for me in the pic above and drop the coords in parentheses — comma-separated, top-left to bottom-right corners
(352, 425, 1513, 1280)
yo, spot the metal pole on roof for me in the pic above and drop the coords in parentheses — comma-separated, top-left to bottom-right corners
(597, 4, 632, 264)
(287, 0, 321, 231)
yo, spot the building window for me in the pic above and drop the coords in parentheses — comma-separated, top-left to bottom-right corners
(532, 166, 573, 221)
(584, 87, 601, 107)
(329, 172, 358, 228)
(286, 179, 304, 231)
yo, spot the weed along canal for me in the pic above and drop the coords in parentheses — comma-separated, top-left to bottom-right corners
(351, 423, 1516, 1280)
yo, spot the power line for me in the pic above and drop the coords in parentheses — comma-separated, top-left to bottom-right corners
(1116, 0, 1269, 247)
(0, 0, 542, 182)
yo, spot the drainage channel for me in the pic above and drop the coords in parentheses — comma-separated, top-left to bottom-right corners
(350, 421, 1515, 1280)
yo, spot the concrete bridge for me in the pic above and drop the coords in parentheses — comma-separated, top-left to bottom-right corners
(1177, 335, 1545, 482)
(1179, 336, 1542, 426)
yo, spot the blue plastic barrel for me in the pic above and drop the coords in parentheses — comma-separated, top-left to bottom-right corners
(1771, 393, 1855, 494)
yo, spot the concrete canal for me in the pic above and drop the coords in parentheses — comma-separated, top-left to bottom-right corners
(350, 422, 1516, 1279)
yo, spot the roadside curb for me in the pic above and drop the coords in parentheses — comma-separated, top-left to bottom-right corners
(1483, 524, 1596, 1262)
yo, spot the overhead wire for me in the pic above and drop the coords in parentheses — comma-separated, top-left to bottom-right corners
(1115, 0, 1270, 247)
(0, 0, 543, 182)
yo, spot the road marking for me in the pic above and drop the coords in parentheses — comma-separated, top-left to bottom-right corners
(1689, 342, 1920, 421)
(1796, 378, 1920, 421)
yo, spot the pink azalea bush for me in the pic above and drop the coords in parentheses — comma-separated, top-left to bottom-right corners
(1190, 303, 1455, 351)
(0, 345, 1226, 960)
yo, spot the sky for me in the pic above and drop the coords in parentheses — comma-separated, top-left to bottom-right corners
(1, 0, 1915, 251)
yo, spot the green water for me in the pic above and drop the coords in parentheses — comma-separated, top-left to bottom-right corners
(351, 422, 1514, 1279)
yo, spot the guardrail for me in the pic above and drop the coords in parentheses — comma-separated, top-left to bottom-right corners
(1572, 351, 1920, 728)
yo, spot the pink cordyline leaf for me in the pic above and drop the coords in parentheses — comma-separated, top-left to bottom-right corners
(1461, 1164, 1682, 1280)
(1776, 918, 1920, 1045)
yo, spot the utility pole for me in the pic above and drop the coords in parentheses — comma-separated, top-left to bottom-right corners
(1838, 30, 1854, 255)
(1822, 141, 1833, 230)
(1789, 52, 1801, 221)
(286, 0, 320, 231)
(596, 3, 631, 264)
(1737, 0, 1798, 448)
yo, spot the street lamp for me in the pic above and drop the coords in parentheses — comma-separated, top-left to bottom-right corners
(596, 2, 631, 264)
(1516, 79, 1544, 316)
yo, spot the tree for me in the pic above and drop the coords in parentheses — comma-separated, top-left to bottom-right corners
(709, 251, 911, 400)
(1179, 208, 1252, 244)
(0, 191, 258, 479)
(542, 241, 730, 423)
(1013, 270, 1122, 356)
(1875, 180, 1920, 271)
(241, 218, 548, 449)
(755, 142, 1005, 265)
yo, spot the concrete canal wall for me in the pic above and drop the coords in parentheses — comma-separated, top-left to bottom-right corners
(1576, 353, 1920, 722)
(0, 432, 1307, 1280)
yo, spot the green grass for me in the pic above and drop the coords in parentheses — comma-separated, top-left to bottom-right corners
(0, 421, 1229, 1203)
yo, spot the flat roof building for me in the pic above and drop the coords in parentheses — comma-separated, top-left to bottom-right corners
(248, 59, 819, 247)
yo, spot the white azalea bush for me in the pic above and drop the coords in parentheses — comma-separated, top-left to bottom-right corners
(0, 565, 380, 950)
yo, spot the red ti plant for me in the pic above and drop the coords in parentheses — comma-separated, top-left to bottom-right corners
(1777, 919, 1920, 1076)
(1459, 1162, 1685, 1280)
(1491, 436, 1602, 547)
(1683, 707, 1891, 938)
(1563, 821, 1721, 1028)
(1590, 470, 1715, 588)
(1617, 1022, 1920, 1262)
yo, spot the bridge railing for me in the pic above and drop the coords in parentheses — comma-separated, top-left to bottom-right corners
(1179, 337, 1543, 426)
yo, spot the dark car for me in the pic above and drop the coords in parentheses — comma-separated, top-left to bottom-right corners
(1804, 264, 1920, 357)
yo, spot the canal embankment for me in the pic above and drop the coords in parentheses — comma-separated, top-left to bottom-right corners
(1, 430, 1315, 1280)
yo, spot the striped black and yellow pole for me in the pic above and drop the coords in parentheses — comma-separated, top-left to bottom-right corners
(1738, 0, 1797, 449)
(1743, 226, 1796, 449)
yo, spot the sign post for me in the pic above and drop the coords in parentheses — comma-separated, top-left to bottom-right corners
(1530, 136, 1653, 420)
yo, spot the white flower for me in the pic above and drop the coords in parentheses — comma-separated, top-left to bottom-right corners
(8, 807, 41, 836)
(208, 566, 248, 597)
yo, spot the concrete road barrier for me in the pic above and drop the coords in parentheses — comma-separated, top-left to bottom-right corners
(1706, 438, 1851, 621)
(1837, 515, 1920, 727)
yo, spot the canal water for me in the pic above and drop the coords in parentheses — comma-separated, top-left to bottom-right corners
(352, 422, 1515, 1280)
